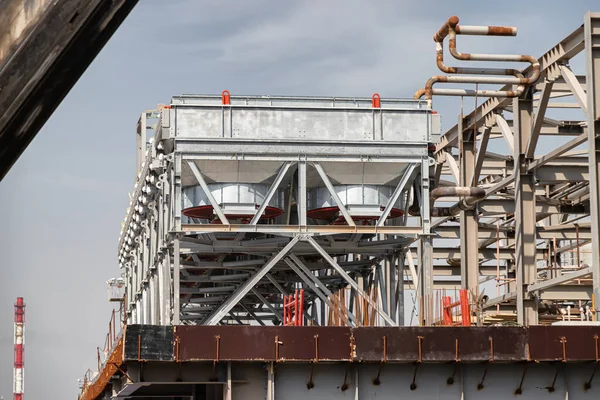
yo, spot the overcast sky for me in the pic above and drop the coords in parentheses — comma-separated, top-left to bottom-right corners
(0, 1, 596, 397)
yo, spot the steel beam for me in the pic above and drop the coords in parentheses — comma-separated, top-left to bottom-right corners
(514, 92, 538, 325)
(459, 112, 480, 298)
(284, 257, 357, 326)
(305, 236, 396, 326)
(250, 289, 283, 321)
(180, 224, 422, 235)
(526, 80, 554, 158)
(298, 161, 307, 226)
(527, 267, 592, 293)
(249, 162, 293, 225)
(202, 236, 301, 325)
(173, 238, 181, 324)
(585, 11, 600, 318)
(560, 65, 588, 116)
(376, 164, 416, 226)
(538, 286, 593, 301)
(186, 161, 229, 225)
(495, 115, 515, 155)
(313, 162, 356, 226)
(527, 132, 588, 171)
(471, 127, 491, 186)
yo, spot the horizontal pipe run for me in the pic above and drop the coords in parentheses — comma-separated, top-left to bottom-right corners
(427, 74, 531, 86)
(431, 187, 486, 200)
(410, 187, 486, 217)
(455, 25, 517, 36)
(416, 15, 540, 100)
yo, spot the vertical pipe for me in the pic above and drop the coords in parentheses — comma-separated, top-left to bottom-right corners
(297, 161, 307, 226)
(173, 238, 181, 325)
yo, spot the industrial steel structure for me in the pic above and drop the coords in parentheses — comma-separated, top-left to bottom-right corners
(78, 11, 600, 400)
(119, 92, 437, 328)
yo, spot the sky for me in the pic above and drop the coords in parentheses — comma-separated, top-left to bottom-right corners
(0, 0, 597, 397)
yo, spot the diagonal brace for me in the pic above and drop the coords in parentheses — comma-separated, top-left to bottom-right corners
(250, 162, 293, 225)
(377, 163, 417, 226)
(187, 161, 229, 225)
(305, 236, 396, 326)
(313, 162, 356, 226)
(287, 255, 358, 326)
(202, 236, 300, 325)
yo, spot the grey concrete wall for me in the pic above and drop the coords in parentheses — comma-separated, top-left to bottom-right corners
(0, 0, 53, 67)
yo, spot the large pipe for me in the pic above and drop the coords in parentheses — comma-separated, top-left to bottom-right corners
(409, 187, 486, 217)
(431, 187, 486, 200)
(415, 16, 540, 99)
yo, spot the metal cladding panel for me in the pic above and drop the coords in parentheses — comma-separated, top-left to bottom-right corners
(528, 325, 600, 362)
(175, 326, 352, 361)
(353, 327, 527, 362)
(173, 106, 431, 143)
(124, 325, 174, 361)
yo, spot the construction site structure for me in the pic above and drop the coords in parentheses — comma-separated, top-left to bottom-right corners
(13, 297, 25, 400)
(76, 12, 600, 400)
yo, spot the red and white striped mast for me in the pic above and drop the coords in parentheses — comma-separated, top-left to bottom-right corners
(13, 297, 25, 400)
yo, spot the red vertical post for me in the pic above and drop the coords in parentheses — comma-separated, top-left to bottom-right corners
(299, 290, 304, 326)
(442, 296, 452, 326)
(294, 290, 299, 326)
(283, 295, 288, 326)
(459, 290, 471, 326)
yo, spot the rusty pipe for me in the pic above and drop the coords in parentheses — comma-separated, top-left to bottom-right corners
(433, 16, 459, 43)
(436, 41, 524, 77)
(433, 16, 516, 42)
(455, 25, 517, 36)
(416, 16, 539, 100)
(448, 30, 540, 84)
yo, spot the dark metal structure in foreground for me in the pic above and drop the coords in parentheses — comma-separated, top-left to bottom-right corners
(0, 0, 138, 181)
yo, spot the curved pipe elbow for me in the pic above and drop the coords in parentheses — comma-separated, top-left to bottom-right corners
(433, 16, 459, 43)
(414, 88, 430, 100)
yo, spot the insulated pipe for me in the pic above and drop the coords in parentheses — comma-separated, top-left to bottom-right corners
(409, 187, 486, 217)
(415, 16, 540, 99)
(447, 28, 539, 83)
(430, 187, 486, 200)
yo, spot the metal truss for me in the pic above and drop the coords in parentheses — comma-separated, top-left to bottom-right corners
(427, 12, 600, 325)
(115, 12, 600, 329)
(117, 95, 436, 328)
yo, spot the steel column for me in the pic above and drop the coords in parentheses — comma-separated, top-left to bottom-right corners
(514, 91, 538, 325)
(297, 161, 307, 226)
(173, 238, 181, 325)
(459, 112, 480, 298)
(585, 12, 600, 319)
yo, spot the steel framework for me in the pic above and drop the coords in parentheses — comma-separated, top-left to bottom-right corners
(422, 12, 600, 326)
(113, 12, 600, 330)
(79, 10, 600, 400)
(118, 93, 438, 328)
